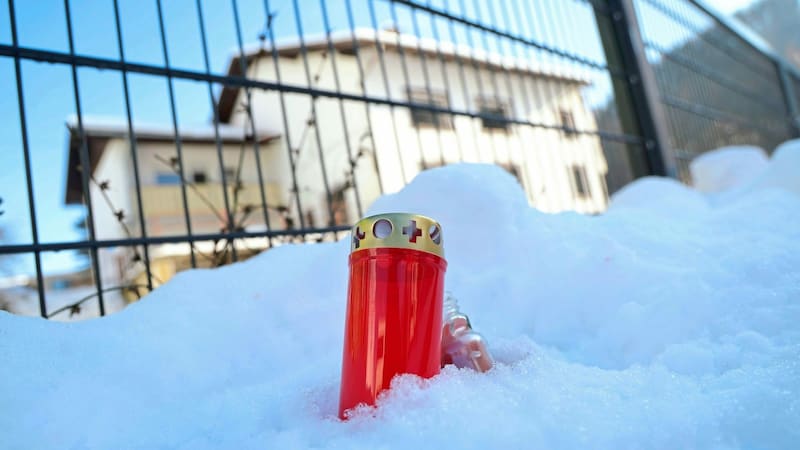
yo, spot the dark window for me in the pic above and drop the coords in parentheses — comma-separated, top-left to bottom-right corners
(193, 171, 208, 184)
(570, 165, 590, 198)
(478, 100, 510, 131)
(559, 109, 578, 138)
(408, 89, 453, 129)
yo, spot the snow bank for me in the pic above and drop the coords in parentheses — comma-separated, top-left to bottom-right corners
(2, 161, 800, 449)
(608, 176, 708, 216)
(689, 145, 769, 193)
(749, 138, 800, 196)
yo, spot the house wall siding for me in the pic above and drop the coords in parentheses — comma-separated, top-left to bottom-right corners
(230, 45, 609, 224)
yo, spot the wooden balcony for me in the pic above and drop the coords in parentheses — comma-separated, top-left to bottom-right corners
(137, 182, 284, 220)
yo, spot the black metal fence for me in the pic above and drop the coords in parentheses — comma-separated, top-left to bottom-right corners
(633, 0, 800, 181)
(0, 0, 797, 320)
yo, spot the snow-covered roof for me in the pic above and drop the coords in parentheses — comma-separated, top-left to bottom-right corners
(217, 28, 591, 122)
(65, 115, 279, 143)
(64, 115, 280, 204)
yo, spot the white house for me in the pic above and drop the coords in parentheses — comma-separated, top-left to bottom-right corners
(64, 117, 283, 286)
(217, 28, 609, 224)
(65, 28, 609, 287)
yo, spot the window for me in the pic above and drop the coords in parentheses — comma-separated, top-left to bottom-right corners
(478, 99, 510, 131)
(408, 88, 453, 129)
(155, 172, 181, 185)
(559, 109, 578, 138)
(570, 165, 590, 198)
(193, 171, 208, 184)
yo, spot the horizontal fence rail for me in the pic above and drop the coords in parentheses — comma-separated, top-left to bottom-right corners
(0, 0, 797, 320)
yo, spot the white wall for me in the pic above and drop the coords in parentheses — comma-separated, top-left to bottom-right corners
(88, 137, 285, 285)
(231, 43, 609, 223)
(85, 41, 611, 287)
(89, 140, 134, 286)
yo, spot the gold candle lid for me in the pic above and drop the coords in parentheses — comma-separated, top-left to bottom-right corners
(350, 212, 444, 258)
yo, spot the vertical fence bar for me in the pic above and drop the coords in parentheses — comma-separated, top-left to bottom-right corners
(454, 0, 502, 163)
(261, 0, 307, 233)
(484, 0, 532, 188)
(230, 0, 274, 245)
(595, 0, 673, 178)
(387, 1, 435, 171)
(470, 0, 505, 125)
(8, 0, 47, 317)
(291, 0, 336, 228)
(442, 0, 485, 164)
(425, 0, 466, 164)
(503, 0, 545, 203)
(343, 0, 386, 195)
(522, 0, 576, 209)
(366, 0, 410, 184)
(152, 0, 198, 268)
(556, 0, 607, 209)
(318, 0, 364, 219)
(195, 0, 244, 261)
(777, 63, 800, 138)
(63, 0, 105, 316)
(400, 1, 449, 168)
(111, 0, 155, 290)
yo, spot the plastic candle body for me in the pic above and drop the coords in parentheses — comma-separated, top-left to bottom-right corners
(338, 213, 446, 419)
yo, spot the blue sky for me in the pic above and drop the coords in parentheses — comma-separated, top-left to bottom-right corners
(0, 0, 755, 276)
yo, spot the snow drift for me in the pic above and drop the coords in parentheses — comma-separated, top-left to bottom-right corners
(689, 145, 769, 194)
(1, 142, 799, 449)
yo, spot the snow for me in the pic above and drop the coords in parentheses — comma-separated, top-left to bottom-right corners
(609, 176, 709, 216)
(231, 28, 591, 84)
(689, 145, 769, 194)
(65, 114, 280, 142)
(2, 143, 800, 449)
(749, 138, 800, 195)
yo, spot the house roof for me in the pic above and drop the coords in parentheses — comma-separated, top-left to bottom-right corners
(217, 27, 591, 122)
(64, 115, 280, 204)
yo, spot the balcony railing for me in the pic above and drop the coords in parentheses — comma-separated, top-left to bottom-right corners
(137, 182, 284, 225)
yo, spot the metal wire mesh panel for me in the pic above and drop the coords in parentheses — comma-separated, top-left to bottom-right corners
(793, 74, 800, 127)
(0, 0, 646, 319)
(1, 0, 796, 320)
(632, 0, 796, 182)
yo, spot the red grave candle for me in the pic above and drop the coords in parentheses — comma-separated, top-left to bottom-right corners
(338, 213, 446, 419)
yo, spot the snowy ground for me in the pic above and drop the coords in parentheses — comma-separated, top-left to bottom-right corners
(2, 140, 799, 449)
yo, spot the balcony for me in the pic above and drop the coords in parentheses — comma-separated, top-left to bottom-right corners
(136, 182, 285, 235)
